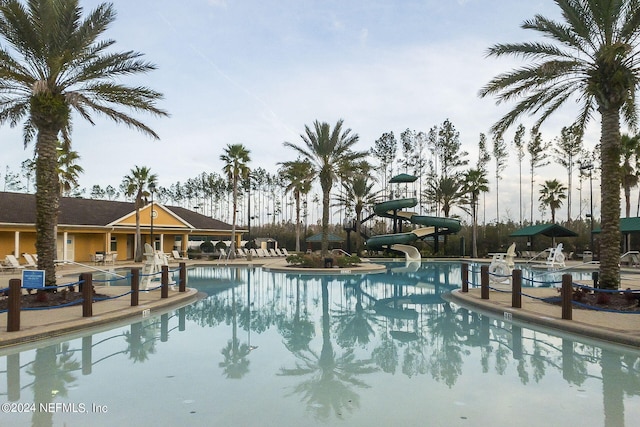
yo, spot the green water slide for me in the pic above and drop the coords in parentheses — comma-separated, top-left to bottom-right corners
(366, 199, 461, 250)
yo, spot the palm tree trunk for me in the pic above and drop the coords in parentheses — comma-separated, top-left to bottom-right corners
(599, 107, 622, 289)
(294, 191, 301, 252)
(35, 129, 60, 287)
(134, 208, 142, 262)
(321, 180, 331, 256)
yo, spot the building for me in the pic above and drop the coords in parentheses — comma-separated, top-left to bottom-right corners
(0, 192, 246, 263)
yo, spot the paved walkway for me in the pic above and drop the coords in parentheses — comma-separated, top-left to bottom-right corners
(1, 258, 639, 349)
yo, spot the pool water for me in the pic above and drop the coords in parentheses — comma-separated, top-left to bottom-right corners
(1, 262, 639, 426)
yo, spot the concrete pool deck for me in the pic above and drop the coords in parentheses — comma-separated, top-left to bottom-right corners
(0, 257, 639, 349)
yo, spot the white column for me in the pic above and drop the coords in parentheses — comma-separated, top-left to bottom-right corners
(14, 231, 19, 257)
(63, 231, 68, 261)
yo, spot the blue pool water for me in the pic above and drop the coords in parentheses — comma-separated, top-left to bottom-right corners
(1, 262, 639, 426)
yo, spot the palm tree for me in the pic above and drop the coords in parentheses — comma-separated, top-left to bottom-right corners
(0, 1, 167, 285)
(480, 1, 640, 288)
(220, 144, 251, 258)
(620, 133, 640, 218)
(123, 166, 158, 262)
(279, 158, 313, 252)
(539, 179, 567, 224)
(334, 172, 379, 255)
(284, 119, 366, 255)
(462, 168, 490, 258)
(57, 142, 84, 196)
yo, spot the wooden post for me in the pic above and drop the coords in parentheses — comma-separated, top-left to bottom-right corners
(161, 265, 169, 299)
(81, 273, 93, 317)
(562, 274, 573, 320)
(7, 279, 21, 332)
(131, 268, 140, 307)
(480, 265, 489, 300)
(461, 263, 469, 293)
(179, 262, 186, 292)
(512, 269, 522, 308)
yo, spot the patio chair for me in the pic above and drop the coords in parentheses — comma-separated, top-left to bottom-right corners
(269, 248, 279, 257)
(172, 250, 188, 261)
(281, 248, 290, 256)
(4, 254, 25, 270)
(22, 253, 37, 268)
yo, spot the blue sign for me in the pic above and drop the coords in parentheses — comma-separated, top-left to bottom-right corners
(22, 270, 45, 289)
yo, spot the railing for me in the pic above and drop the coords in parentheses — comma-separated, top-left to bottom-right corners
(460, 262, 640, 321)
(2, 263, 188, 333)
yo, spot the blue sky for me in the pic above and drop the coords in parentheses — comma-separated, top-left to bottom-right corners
(1, 0, 602, 222)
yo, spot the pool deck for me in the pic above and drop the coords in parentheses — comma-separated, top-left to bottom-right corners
(1, 257, 639, 349)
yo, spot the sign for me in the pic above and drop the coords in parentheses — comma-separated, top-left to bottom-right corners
(22, 270, 45, 289)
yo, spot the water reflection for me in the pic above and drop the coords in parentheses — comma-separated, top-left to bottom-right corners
(1, 263, 639, 426)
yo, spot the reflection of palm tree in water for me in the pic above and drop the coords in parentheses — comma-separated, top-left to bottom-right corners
(333, 279, 379, 348)
(27, 343, 80, 427)
(278, 275, 315, 352)
(279, 278, 378, 420)
(219, 270, 251, 379)
(124, 319, 159, 363)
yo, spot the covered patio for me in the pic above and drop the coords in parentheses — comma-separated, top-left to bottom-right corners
(509, 223, 578, 255)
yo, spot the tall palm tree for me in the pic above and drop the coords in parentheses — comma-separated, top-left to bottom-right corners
(123, 166, 158, 262)
(284, 119, 366, 255)
(220, 144, 251, 259)
(0, 0, 167, 285)
(462, 168, 490, 258)
(539, 179, 567, 224)
(480, 1, 640, 288)
(279, 158, 313, 252)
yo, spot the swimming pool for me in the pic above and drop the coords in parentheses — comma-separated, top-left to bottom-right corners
(1, 262, 639, 426)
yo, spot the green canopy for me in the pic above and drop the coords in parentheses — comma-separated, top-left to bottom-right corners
(305, 233, 344, 242)
(389, 173, 418, 183)
(593, 217, 640, 233)
(510, 223, 578, 238)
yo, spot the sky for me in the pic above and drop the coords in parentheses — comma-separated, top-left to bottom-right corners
(0, 0, 606, 223)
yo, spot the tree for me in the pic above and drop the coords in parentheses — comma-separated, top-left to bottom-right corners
(0, 0, 167, 285)
(463, 168, 490, 258)
(479, 1, 640, 288)
(123, 166, 158, 262)
(512, 125, 526, 224)
(279, 158, 313, 252)
(539, 179, 567, 224)
(57, 142, 84, 196)
(620, 133, 640, 218)
(284, 119, 366, 255)
(371, 131, 397, 199)
(527, 129, 551, 223)
(476, 133, 491, 227)
(221, 144, 251, 259)
(492, 134, 508, 223)
(553, 126, 583, 221)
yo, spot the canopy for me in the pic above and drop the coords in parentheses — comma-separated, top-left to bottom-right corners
(593, 217, 640, 233)
(305, 233, 345, 243)
(509, 223, 578, 238)
(389, 173, 418, 183)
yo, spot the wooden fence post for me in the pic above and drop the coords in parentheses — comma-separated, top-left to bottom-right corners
(179, 262, 186, 292)
(481, 265, 489, 299)
(161, 265, 169, 299)
(512, 269, 522, 308)
(562, 274, 573, 320)
(81, 273, 93, 318)
(7, 279, 21, 332)
(131, 268, 140, 307)
(461, 263, 469, 293)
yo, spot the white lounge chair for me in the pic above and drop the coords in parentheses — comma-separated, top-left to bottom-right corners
(236, 248, 247, 258)
(22, 253, 37, 268)
(620, 250, 640, 267)
(250, 248, 259, 258)
(172, 250, 188, 261)
(5, 254, 25, 271)
(281, 248, 290, 256)
(269, 248, 279, 257)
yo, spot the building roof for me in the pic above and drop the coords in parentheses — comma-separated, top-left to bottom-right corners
(509, 223, 578, 238)
(593, 217, 640, 234)
(0, 192, 237, 232)
(305, 232, 345, 242)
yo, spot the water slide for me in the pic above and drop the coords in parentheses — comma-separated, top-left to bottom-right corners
(365, 198, 461, 261)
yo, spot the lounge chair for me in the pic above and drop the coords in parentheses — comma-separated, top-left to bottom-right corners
(620, 250, 640, 267)
(22, 253, 37, 268)
(250, 248, 259, 258)
(269, 248, 279, 257)
(236, 248, 247, 258)
(488, 242, 516, 283)
(172, 250, 188, 261)
(281, 248, 290, 256)
(5, 254, 25, 271)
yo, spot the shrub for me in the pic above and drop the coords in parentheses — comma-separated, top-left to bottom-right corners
(200, 241, 214, 253)
(596, 291, 611, 305)
(336, 255, 361, 267)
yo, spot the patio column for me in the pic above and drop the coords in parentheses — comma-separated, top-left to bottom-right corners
(105, 231, 111, 252)
(182, 233, 189, 255)
(63, 231, 68, 261)
(13, 231, 19, 257)
(160, 234, 165, 252)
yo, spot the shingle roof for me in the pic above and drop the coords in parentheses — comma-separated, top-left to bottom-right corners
(509, 223, 578, 238)
(0, 192, 235, 231)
